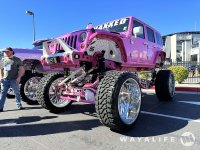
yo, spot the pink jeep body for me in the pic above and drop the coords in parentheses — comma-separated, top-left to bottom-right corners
(38, 17, 175, 131)
(40, 16, 166, 103)
(41, 16, 165, 72)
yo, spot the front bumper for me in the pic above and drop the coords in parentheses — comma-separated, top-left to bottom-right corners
(41, 38, 98, 68)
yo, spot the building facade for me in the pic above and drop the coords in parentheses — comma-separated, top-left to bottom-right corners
(163, 31, 200, 63)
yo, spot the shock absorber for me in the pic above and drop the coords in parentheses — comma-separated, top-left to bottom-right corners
(98, 52, 106, 76)
(31, 63, 36, 73)
(64, 68, 70, 77)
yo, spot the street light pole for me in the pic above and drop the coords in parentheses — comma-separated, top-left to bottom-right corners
(26, 10, 36, 42)
(32, 13, 35, 42)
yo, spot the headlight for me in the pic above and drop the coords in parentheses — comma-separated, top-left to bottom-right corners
(80, 32, 87, 42)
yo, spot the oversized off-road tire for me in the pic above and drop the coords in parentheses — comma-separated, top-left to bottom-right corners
(95, 71, 142, 131)
(20, 71, 43, 104)
(37, 73, 72, 113)
(155, 70, 175, 101)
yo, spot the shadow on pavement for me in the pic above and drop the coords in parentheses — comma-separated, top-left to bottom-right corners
(1, 92, 196, 137)
(0, 102, 188, 138)
(0, 119, 101, 137)
(0, 116, 57, 125)
(3, 106, 43, 112)
(120, 92, 191, 137)
(57, 103, 97, 117)
(0, 114, 188, 138)
(121, 113, 188, 137)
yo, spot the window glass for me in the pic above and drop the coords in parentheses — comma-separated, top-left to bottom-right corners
(147, 27, 155, 43)
(95, 18, 129, 33)
(32, 45, 43, 50)
(155, 32, 163, 46)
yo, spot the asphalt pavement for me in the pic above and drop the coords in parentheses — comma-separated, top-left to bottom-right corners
(0, 90, 200, 150)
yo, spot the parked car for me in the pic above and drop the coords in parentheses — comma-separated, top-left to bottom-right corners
(0, 39, 62, 104)
(185, 65, 197, 71)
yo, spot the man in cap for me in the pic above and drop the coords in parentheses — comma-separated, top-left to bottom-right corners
(0, 47, 25, 112)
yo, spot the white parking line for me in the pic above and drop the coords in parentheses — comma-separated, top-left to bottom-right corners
(141, 111, 200, 123)
(178, 101, 200, 105)
(175, 91, 199, 95)
(142, 89, 199, 95)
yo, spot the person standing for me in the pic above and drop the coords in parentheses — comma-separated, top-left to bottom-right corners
(0, 47, 25, 112)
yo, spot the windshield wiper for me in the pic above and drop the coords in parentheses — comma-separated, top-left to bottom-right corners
(110, 31, 120, 34)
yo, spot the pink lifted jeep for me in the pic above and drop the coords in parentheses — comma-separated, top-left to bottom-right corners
(37, 16, 175, 131)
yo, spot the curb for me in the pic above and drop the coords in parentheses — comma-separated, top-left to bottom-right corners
(151, 86, 200, 93)
(175, 87, 200, 92)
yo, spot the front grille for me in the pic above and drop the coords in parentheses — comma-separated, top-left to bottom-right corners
(55, 35, 78, 52)
(65, 35, 77, 49)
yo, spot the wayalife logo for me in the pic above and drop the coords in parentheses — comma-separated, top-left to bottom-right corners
(119, 132, 195, 147)
(180, 132, 195, 147)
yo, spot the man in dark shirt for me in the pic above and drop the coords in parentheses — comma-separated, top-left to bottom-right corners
(0, 47, 25, 112)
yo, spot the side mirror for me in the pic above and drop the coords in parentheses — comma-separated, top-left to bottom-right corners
(133, 26, 143, 38)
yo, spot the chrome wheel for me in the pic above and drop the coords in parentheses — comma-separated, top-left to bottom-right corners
(118, 78, 141, 125)
(24, 77, 42, 101)
(48, 77, 71, 108)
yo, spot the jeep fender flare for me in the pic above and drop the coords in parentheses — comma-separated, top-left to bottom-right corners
(88, 33, 127, 63)
(154, 51, 166, 67)
(23, 59, 44, 73)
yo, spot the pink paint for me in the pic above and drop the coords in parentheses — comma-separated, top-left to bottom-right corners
(60, 96, 95, 104)
(41, 16, 165, 102)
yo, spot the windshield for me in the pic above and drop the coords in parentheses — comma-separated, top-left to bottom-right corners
(32, 45, 43, 50)
(95, 18, 129, 33)
(32, 39, 50, 50)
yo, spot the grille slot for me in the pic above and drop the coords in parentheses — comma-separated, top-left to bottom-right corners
(55, 35, 77, 51)
(67, 37, 70, 45)
(64, 37, 67, 43)
(74, 35, 77, 49)
(70, 36, 74, 47)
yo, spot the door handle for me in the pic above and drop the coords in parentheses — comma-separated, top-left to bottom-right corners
(143, 42, 148, 45)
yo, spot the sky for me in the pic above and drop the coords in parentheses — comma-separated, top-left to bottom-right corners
(0, 0, 200, 49)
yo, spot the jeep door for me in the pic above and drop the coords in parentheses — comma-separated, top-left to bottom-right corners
(130, 20, 148, 63)
(146, 26, 157, 64)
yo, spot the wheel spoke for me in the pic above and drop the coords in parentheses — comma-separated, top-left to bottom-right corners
(118, 78, 141, 125)
(48, 77, 71, 107)
(24, 76, 42, 101)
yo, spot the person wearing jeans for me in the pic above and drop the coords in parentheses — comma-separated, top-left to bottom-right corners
(0, 47, 25, 112)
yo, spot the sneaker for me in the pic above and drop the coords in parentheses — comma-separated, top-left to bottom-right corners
(0, 109, 3, 112)
(18, 107, 25, 110)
